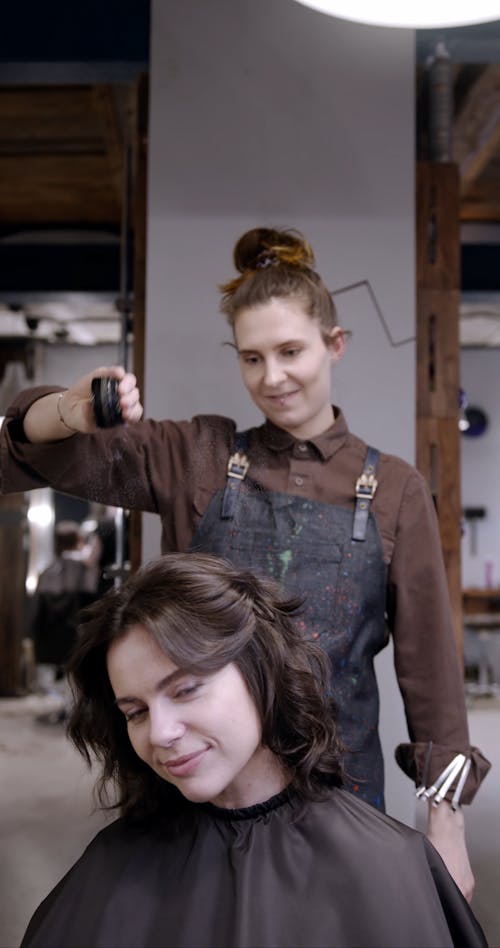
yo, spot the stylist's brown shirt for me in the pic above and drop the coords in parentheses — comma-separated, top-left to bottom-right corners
(1, 387, 491, 801)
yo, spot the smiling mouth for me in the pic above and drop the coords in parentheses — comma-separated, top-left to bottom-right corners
(162, 748, 208, 777)
(266, 391, 298, 405)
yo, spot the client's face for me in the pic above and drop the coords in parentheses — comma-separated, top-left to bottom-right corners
(107, 624, 287, 809)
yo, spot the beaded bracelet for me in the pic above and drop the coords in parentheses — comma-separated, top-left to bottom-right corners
(56, 392, 79, 433)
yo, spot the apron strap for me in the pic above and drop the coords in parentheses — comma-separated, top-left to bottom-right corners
(352, 446, 380, 541)
(221, 430, 250, 520)
(222, 436, 380, 537)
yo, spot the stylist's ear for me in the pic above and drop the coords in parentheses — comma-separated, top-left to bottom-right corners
(327, 327, 347, 363)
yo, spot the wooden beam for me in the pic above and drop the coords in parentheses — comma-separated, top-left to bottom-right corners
(460, 175, 500, 221)
(0, 154, 122, 223)
(0, 85, 116, 148)
(417, 163, 460, 291)
(0, 494, 28, 695)
(416, 162, 463, 656)
(460, 200, 500, 222)
(129, 74, 149, 573)
(0, 85, 124, 225)
(92, 84, 128, 205)
(453, 64, 500, 192)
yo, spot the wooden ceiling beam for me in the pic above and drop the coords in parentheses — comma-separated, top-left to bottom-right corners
(0, 85, 113, 147)
(91, 84, 130, 206)
(0, 84, 127, 225)
(459, 174, 500, 221)
(460, 200, 500, 222)
(0, 154, 122, 224)
(453, 64, 500, 195)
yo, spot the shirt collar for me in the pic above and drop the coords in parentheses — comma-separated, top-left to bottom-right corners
(260, 406, 349, 461)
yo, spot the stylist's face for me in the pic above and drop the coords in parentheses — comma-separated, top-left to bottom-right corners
(108, 625, 286, 809)
(234, 297, 345, 440)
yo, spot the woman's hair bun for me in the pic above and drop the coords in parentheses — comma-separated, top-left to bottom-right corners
(233, 227, 315, 273)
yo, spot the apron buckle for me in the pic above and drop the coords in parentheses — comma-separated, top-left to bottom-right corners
(355, 472, 378, 500)
(227, 451, 249, 481)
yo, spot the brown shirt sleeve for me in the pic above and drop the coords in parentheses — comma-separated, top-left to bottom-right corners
(0, 385, 235, 551)
(385, 466, 491, 802)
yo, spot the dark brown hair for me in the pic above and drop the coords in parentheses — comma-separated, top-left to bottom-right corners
(67, 552, 342, 820)
(54, 520, 81, 556)
(219, 226, 338, 337)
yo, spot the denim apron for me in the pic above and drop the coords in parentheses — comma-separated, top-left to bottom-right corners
(189, 434, 388, 809)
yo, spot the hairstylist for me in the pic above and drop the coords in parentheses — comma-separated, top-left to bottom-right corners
(0, 227, 490, 899)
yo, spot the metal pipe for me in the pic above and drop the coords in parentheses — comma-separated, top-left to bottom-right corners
(428, 42, 453, 162)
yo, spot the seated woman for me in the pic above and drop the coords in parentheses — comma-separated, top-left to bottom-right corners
(21, 553, 487, 948)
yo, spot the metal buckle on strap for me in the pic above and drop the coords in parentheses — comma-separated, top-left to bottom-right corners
(355, 471, 378, 500)
(226, 451, 249, 481)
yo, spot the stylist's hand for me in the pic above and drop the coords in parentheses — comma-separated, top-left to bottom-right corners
(23, 366, 143, 443)
(61, 366, 143, 432)
(426, 801, 475, 902)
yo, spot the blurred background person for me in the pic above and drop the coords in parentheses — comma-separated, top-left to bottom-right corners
(31, 519, 101, 722)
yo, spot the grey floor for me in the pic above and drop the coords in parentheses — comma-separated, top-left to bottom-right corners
(1, 694, 499, 948)
(0, 694, 110, 948)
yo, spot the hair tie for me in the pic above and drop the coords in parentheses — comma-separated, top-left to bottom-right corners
(255, 254, 277, 270)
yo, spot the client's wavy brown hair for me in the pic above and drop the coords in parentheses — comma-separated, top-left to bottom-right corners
(67, 552, 343, 820)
